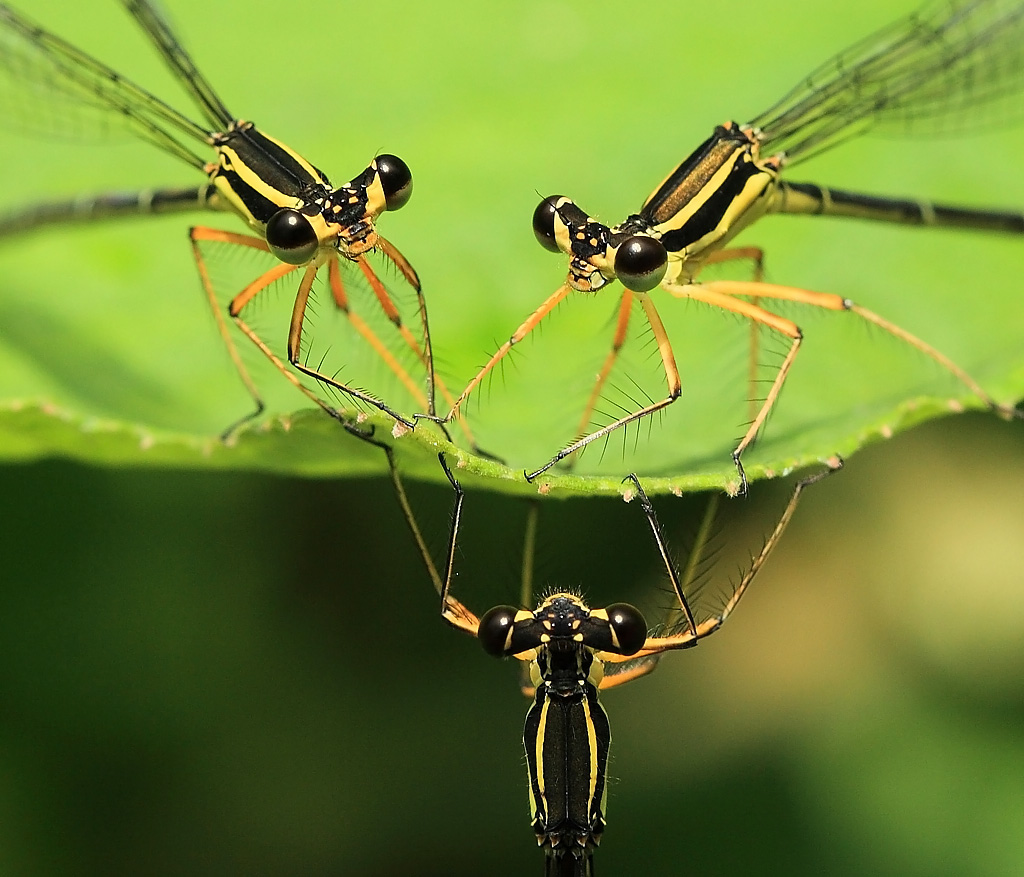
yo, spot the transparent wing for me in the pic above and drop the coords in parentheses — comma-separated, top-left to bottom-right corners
(751, 0, 1024, 163)
(0, 3, 211, 167)
(120, 0, 233, 130)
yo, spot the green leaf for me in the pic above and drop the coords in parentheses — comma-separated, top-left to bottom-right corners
(0, 0, 1021, 497)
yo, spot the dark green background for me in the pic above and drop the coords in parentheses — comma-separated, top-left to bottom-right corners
(1, 1, 1023, 874)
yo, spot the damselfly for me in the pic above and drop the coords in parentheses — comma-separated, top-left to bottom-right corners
(385, 450, 839, 875)
(0, 0, 453, 433)
(435, 0, 1024, 490)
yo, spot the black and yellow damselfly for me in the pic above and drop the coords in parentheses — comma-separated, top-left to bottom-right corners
(434, 0, 1024, 490)
(380, 450, 839, 876)
(0, 0, 463, 433)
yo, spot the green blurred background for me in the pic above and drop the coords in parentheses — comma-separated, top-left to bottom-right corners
(1, 0, 1023, 874)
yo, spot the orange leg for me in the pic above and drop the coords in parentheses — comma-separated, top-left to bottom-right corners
(323, 259, 428, 407)
(600, 460, 841, 689)
(525, 291, 682, 482)
(228, 309, 344, 421)
(373, 237, 468, 433)
(192, 226, 427, 430)
(664, 279, 818, 494)
(597, 658, 660, 689)
(190, 226, 339, 434)
(705, 279, 1017, 419)
(375, 236, 421, 290)
(693, 276, 1020, 490)
(438, 282, 575, 422)
(849, 303, 1018, 420)
(355, 242, 435, 414)
(224, 259, 368, 424)
(700, 246, 766, 427)
(564, 290, 635, 469)
(284, 261, 416, 427)
(359, 238, 477, 445)
(344, 256, 477, 446)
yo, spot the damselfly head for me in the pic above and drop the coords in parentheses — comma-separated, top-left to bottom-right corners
(533, 195, 616, 292)
(326, 154, 413, 257)
(477, 593, 647, 658)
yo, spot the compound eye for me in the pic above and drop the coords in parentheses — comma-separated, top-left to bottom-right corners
(604, 602, 647, 656)
(265, 208, 319, 265)
(532, 195, 564, 253)
(375, 154, 413, 211)
(614, 236, 667, 291)
(478, 605, 519, 657)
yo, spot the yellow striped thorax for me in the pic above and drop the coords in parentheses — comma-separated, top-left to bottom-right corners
(206, 121, 413, 266)
(533, 121, 781, 293)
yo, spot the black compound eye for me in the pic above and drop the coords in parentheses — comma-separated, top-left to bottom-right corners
(614, 236, 667, 291)
(375, 154, 413, 211)
(604, 602, 647, 656)
(478, 605, 519, 657)
(532, 195, 563, 253)
(265, 208, 318, 265)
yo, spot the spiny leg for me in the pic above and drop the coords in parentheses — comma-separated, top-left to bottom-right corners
(432, 282, 574, 425)
(343, 424, 451, 598)
(596, 656, 661, 689)
(357, 242, 473, 448)
(193, 226, 426, 430)
(190, 226, 346, 433)
(525, 291, 682, 482)
(353, 247, 438, 415)
(190, 226, 276, 435)
(597, 476, 710, 690)
(325, 258, 430, 409)
(348, 428, 481, 632)
(436, 454, 484, 635)
(338, 257, 472, 446)
(694, 275, 1021, 491)
(372, 236, 435, 416)
(624, 472, 699, 640)
(286, 262, 417, 427)
(597, 488, 722, 690)
(663, 280, 819, 495)
(563, 290, 635, 472)
(435, 455, 538, 687)
(230, 308, 350, 423)
(710, 275, 1024, 417)
(700, 246, 766, 427)
(849, 302, 1020, 420)
(605, 457, 842, 671)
